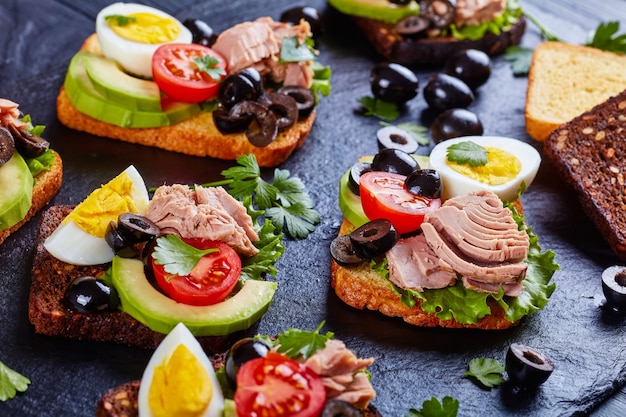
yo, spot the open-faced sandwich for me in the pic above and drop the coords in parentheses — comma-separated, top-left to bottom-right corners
(29, 154, 318, 350)
(96, 322, 379, 417)
(0, 98, 62, 245)
(330, 135, 558, 329)
(56, 3, 331, 167)
(326, 0, 526, 64)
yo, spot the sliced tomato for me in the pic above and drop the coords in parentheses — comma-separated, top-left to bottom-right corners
(152, 43, 227, 103)
(151, 238, 241, 306)
(235, 351, 326, 417)
(359, 171, 441, 234)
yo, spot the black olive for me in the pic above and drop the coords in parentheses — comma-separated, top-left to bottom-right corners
(66, 276, 119, 313)
(321, 399, 365, 417)
(602, 265, 626, 311)
(230, 100, 278, 147)
(348, 161, 372, 196)
(225, 337, 271, 388)
(280, 6, 323, 38)
(330, 235, 365, 266)
(239, 68, 265, 98)
(105, 221, 141, 258)
(377, 125, 419, 154)
(396, 14, 430, 38)
(419, 0, 457, 28)
(212, 108, 252, 134)
(370, 62, 420, 104)
(218, 70, 264, 109)
(430, 108, 483, 143)
(506, 343, 554, 389)
(8, 123, 49, 158)
(388, 0, 413, 5)
(0, 126, 15, 165)
(349, 219, 398, 259)
(278, 85, 316, 119)
(423, 73, 475, 112)
(117, 213, 160, 244)
(405, 169, 442, 198)
(258, 92, 299, 131)
(183, 19, 218, 47)
(371, 148, 419, 176)
(443, 49, 491, 90)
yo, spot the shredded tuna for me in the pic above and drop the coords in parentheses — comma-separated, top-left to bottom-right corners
(0, 98, 27, 129)
(455, 0, 507, 27)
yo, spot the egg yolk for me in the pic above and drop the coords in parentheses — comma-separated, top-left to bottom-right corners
(148, 344, 212, 417)
(63, 172, 139, 238)
(448, 146, 521, 185)
(107, 12, 181, 44)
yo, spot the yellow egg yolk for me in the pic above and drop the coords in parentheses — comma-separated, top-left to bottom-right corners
(148, 344, 212, 417)
(448, 146, 521, 185)
(63, 172, 139, 238)
(107, 12, 181, 44)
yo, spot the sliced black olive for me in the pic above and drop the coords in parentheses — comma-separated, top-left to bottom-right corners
(377, 125, 419, 154)
(349, 219, 398, 259)
(602, 265, 626, 311)
(321, 399, 364, 417)
(430, 108, 483, 143)
(230, 100, 278, 147)
(117, 213, 160, 244)
(183, 19, 218, 47)
(212, 108, 252, 134)
(423, 73, 474, 112)
(105, 221, 141, 258)
(8, 123, 49, 158)
(506, 343, 554, 389)
(388, 0, 413, 5)
(370, 62, 420, 104)
(280, 6, 323, 38)
(330, 235, 365, 266)
(419, 0, 456, 28)
(66, 276, 119, 313)
(0, 126, 15, 165)
(259, 92, 299, 130)
(371, 148, 419, 176)
(396, 14, 430, 38)
(348, 161, 372, 196)
(225, 337, 271, 388)
(218, 70, 264, 109)
(278, 85, 316, 119)
(405, 169, 442, 198)
(443, 49, 491, 90)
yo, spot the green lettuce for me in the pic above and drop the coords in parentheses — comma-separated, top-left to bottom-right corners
(26, 149, 55, 177)
(446, 0, 523, 41)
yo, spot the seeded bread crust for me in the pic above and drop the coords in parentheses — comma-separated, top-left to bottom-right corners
(544, 89, 626, 259)
(0, 150, 62, 245)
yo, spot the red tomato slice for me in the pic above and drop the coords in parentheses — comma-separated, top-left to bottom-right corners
(235, 352, 326, 417)
(151, 43, 227, 103)
(151, 238, 241, 306)
(359, 171, 441, 235)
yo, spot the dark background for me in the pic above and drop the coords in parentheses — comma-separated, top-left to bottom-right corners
(2, 0, 626, 415)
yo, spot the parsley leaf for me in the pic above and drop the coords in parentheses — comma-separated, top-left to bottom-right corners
(357, 96, 400, 121)
(446, 141, 488, 167)
(585, 21, 626, 54)
(0, 360, 30, 401)
(406, 396, 459, 417)
(464, 358, 506, 388)
(192, 55, 226, 81)
(105, 14, 137, 26)
(151, 235, 218, 277)
(379, 121, 430, 146)
(503, 46, 534, 76)
(265, 203, 319, 239)
(240, 216, 284, 281)
(275, 321, 334, 359)
(281, 36, 317, 62)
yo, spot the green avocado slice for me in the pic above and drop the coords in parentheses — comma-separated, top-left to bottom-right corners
(0, 152, 33, 231)
(111, 256, 277, 336)
(327, 0, 419, 24)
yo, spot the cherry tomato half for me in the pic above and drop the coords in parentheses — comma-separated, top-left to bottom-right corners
(152, 43, 227, 103)
(151, 238, 241, 306)
(359, 171, 441, 234)
(235, 351, 326, 417)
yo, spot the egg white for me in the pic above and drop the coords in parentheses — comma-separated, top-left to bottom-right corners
(96, 2, 192, 78)
(138, 322, 224, 417)
(429, 136, 541, 202)
(43, 165, 149, 266)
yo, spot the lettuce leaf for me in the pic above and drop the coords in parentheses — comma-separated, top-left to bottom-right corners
(446, 0, 523, 41)
(26, 149, 55, 177)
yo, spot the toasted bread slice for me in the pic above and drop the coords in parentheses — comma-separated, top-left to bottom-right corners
(56, 34, 316, 167)
(525, 41, 626, 142)
(0, 150, 62, 245)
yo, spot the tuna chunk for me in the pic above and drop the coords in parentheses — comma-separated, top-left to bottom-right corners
(455, 0, 507, 27)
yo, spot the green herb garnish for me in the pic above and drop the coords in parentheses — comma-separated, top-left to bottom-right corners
(503, 46, 534, 76)
(281, 36, 317, 62)
(151, 235, 218, 277)
(379, 121, 430, 146)
(446, 141, 488, 167)
(105, 14, 137, 26)
(0, 361, 30, 401)
(310, 61, 332, 103)
(357, 96, 400, 121)
(406, 396, 459, 417)
(585, 21, 626, 54)
(464, 358, 506, 388)
(272, 321, 334, 359)
(192, 56, 226, 80)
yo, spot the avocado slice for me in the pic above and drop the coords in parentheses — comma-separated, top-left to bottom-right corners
(0, 152, 33, 231)
(327, 0, 419, 24)
(111, 257, 278, 336)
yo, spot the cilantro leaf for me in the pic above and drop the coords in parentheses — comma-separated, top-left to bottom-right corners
(151, 235, 217, 277)
(406, 396, 459, 417)
(357, 96, 400, 121)
(585, 21, 626, 54)
(281, 36, 317, 62)
(221, 155, 279, 208)
(504, 46, 534, 76)
(0, 360, 30, 401)
(265, 203, 320, 239)
(446, 141, 488, 167)
(275, 321, 334, 359)
(192, 55, 226, 80)
(464, 358, 506, 388)
(379, 121, 430, 146)
(105, 14, 137, 26)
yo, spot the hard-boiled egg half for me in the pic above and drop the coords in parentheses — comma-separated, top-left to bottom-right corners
(43, 165, 149, 265)
(138, 322, 224, 417)
(429, 136, 541, 202)
(96, 2, 192, 78)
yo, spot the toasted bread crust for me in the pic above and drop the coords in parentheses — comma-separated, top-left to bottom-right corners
(331, 218, 518, 330)
(0, 150, 62, 245)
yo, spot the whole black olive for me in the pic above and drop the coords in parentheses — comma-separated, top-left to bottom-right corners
(423, 73, 475, 111)
(280, 6, 323, 38)
(396, 14, 430, 38)
(225, 337, 271, 388)
(212, 108, 252, 134)
(321, 399, 364, 417)
(377, 125, 419, 154)
(506, 343, 554, 389)
(405, 169, 442, 198)
(349, 219, 398, 259)
(371, 148, 419, 176)
(348, 161, 372, 196)
(278, 85, 316, 119)
(0, 126, 15, 165)
(239, 68, 265, 98)
(183, 19, 218, 47)
(330, 235, 365, 266)
(230, 100, 278, 147)
(370, 62, 420, 104)
(258, 92, 299, 130)
(443, 49, 491, 90)
(420, 0, 456, 28)
(430, 108, 483, 143)
(105, 221, 141, 258)
(218, 70, 264, 109)
(117, 213, 160, 244)
(602, 265, 626, 311)
(66, 276, 119, 313)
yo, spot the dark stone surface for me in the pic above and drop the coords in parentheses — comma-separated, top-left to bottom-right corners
(1, 0, 625, 416)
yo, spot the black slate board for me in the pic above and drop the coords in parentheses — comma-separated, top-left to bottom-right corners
(1, 0, 626, 416)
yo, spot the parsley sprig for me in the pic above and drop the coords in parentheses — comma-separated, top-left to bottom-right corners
(464, 357, 506, 388)
(585, 21, 626, 53)
(0, 360, 30, 401)
(257, 321, 334, 360)
(151, 235, 218, 277)
(406, 396, 459, 417)
(356, 96, 400, 121)
(446, 141, 488, 167)
(281, 37, 317, 63)
(192, 56, 226, 81)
